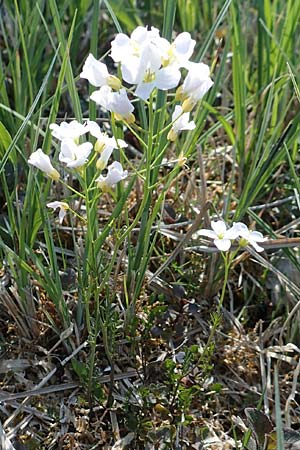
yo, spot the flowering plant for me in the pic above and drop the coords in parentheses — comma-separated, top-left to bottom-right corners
(28, 26, 213, 226)
(198, 220, 267, 253)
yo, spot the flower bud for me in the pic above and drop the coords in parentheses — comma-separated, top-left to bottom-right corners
(107, 75, 122, 91)
(177, 152, 187, 167)
(96, 157, 106, 171)
(175, 85, 185, 101)
(28, 148, 60, 181)
(114, 112, 136, 124)
(49, 168, 60, 181)
(95, 139, 106, 153)
(238, 237, 249, 248)
(182, 97, 196, 112)
(167, 128, 177, 142)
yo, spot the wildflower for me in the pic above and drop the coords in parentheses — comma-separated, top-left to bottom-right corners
(234, 222, 266, 252)
(96, 161, 128, 191)
(117, 40, 181, 100)
(111, 26, 185, 100)
(87, 121, 127, 170)
(28, 149, 60, 181)
(80, 54, 121, 91)
(121, 42, 181, 100)
(161, 32, 196, 68)
(198, 220, 240, 252)
(90, 86, 135, 123)
(176, 62, 213, 112)
(47, 201, 69, 224)
(59, 139, 93, 168)
(49, 120, 89, 142)
(110, 26, 161, 64)
(167, 105, 196, 141)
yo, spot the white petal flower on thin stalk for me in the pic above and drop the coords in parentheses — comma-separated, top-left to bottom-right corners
(59, 139, 93, 169)
(49, 120, 89, 142)
(87, 121, 127, 170)
(96, 161, 128, 191)
(80, 54, 121, 90)
(28, 149, 60, 181)
(121, 43, 181, 100)
(87, 121, 127, 150)
(177, 62, 214, 111)
(234, 222, 266, 252)
(90, 86, 135, 123)
(161, 32, 196, 68)
(198, 220, 240, 252)
(167, 105, 196, 141)
(47, 201, 69, 224)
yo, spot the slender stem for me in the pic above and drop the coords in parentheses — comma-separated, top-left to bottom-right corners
(59, 178, 85, 198)
(218, 252, 231, 310)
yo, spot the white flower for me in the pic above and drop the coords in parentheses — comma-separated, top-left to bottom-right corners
(198, 220, 240, 251)
(167, 105, 196, 141)
(121, 43, 181, 100)
(111, 26, 182, 100)
(47, 201, 69, 224)
(28, 149, 60, 181)
(96, 161, 128, 190)
(80, 54, 121, 90)
(111, 26, 161, 63)
(49, 120, 89, 142)
(234, 222, 266, 252)
(90, 86, 135, 123)
(59, 139, 93, 168)
(87, 121, 127, 170)
(87, 121, 127, 149)
(161, 32, 196, 68)
(178, 62, 213, 111)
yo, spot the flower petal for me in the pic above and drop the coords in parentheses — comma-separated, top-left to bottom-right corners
(224, 224, 241, 239)
(250, 231, 266, 242)
(211, 220, 227, 236)
(155, 66, 181, 90)
(110, 33, 131, 62)
(173, 32, 196, 62)
(80, 54, 109, 87)
(215, 238, 231, 251)
(135, 81, 156, 100)
(197, 229, 217, 239)
(234, 222, 249, 237)
(121, 56, 141, 85)
(249, 240, 265, 252)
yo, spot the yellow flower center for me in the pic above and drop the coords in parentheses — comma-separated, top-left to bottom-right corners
(161, 45, 176, 67)
(143, 69, 156, 83)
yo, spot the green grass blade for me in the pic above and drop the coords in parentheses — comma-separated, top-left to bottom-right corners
(0, 47, 59, 173)
(195, 0, 232, 61)
(48, 0, 82, 120)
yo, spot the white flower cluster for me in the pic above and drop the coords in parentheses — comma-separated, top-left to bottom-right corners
(29, 120, 127, 184)
(80, 26, 213, 137)
(28, 120, 128, 222)
(198, 220, 267, 252)
(28, 26, 214, 224)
